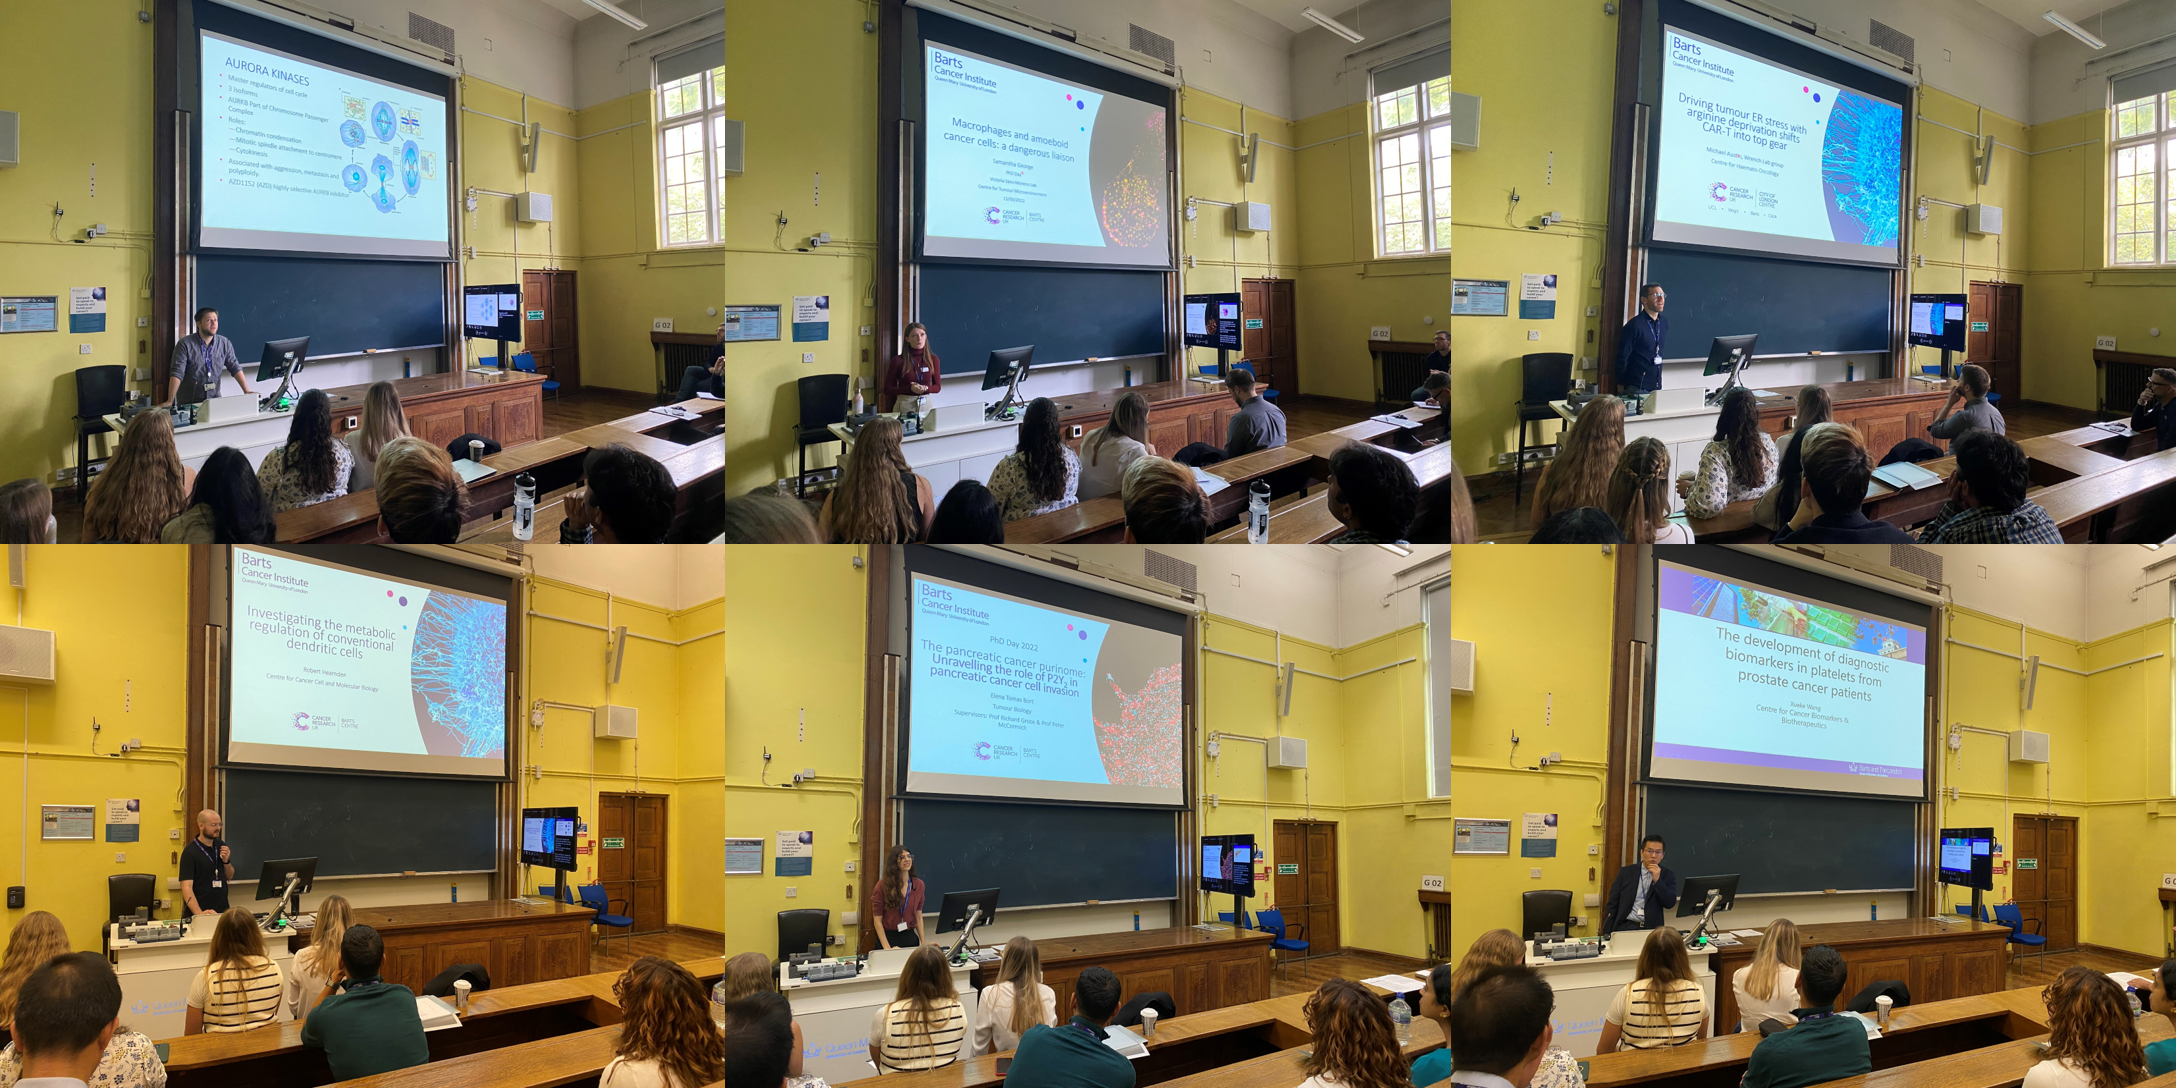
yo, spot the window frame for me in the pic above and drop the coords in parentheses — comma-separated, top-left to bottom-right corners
(1368, 71, 1454, 260)
(655, 59, 728, 249)
(2109, 88, 2172, 267)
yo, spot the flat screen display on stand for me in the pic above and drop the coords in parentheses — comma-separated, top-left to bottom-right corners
(464, 284, 522, 341)
(1183, 293, 1242, 350)
(1908, 293, 1968, 351)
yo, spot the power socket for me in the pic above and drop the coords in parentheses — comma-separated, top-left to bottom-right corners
(785, 886, 797, 898)
(844, 861, 856, 873)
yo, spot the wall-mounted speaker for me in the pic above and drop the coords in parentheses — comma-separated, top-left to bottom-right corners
(1277, 661, 1296, 717)
(607, 625, 628, 684)
(722, 119, 745, 177)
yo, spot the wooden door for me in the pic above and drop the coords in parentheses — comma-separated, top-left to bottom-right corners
(2012, 815, 2078, 953)
(1273, 820, 1340, 959)
(599, 793, 668, 935)
(1242, 278, 1296, 395)
(1968, 281, 2022, 406)
(522, 269, 582, 393)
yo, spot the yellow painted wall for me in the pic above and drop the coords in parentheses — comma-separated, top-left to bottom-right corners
(459, 79, 580, 374)
(1905, 90, 2030, 384)
(2079, 619, 2174, 959)
(1176, 92, 1301, 383)
(1328, 624, 1436, 958)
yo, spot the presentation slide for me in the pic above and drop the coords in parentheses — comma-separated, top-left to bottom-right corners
(1910, 300, 1963, 338)
(1651, 561, 1927, 797)
(1939, 836, 1971, 873)
(1651, 26, 1902, 265)
(199, 31, 450, 259)
(906, 573, 1184, 806)
(228, 548, 506, 776)
(521, 811, 577, 868)
(922, 41, 1170, 267)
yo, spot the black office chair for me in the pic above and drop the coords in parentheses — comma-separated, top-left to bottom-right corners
(108, 873, 157, 925)
(1521, 889, 1574, 941)
(777, 908, 831, 962)
(793, 374, 852, 497)
(1515, 353, 1575, 505)
(73, 365, 129, 499)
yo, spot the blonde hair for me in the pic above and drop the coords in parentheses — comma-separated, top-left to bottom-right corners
(0, 911, 71, 1026)
(1743, 918, 1802, 1001)
(1634, 927, 1695, 1019)
(356, 381, 411, 462)
(1087, 393, 1150, 467)
(719, 951, 779, 1002)
(206, 906, 270, 1002)
(1531, 395, 1625, 529)
(829, 417, 920, 543)
(993, 936, 1050, 1038)
(299, 895, 354, 979)
(83, 409, 189, 543)
(1605, 437, 1672, 544)
(1447, 928, 1525, 1003)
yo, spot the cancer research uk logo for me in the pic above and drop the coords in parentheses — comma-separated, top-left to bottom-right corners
(973, 741, 993, 761)
(291, 711, 313, 732)
(985, 206, 1003, 225)
(1710, 182, 1730, 202)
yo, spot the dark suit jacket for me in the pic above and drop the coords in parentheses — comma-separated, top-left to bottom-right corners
(1772, 510, 1916, 544)
(1616, 312, 1668, 391)
(2134, 399, 2176, 452)
(1601, 861, 1680, 936)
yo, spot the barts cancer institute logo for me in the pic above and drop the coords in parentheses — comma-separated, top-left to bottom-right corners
(1710, 182, 1729, 202)
(973, 741, 993, 761)
(985, 206, 1003, 225)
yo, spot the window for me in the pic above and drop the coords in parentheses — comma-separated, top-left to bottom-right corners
(2110, 63, 2176, 266)
(1370, 48, 1452, 258)
(656, 39, 727, 247)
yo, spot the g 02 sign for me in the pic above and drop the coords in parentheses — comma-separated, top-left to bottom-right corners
(1421, 874, 1446, 892)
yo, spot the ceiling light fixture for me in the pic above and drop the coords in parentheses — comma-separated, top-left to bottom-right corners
(2043, 11, 2106, 50)
(1375, 543, 1412, 557)
(580, 0, 648, 31)
(1301, 7, 1364, 44)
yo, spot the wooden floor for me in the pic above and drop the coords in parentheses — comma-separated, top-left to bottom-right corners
(589, 927, 726, 973)
(1469, 397, 2104, 539)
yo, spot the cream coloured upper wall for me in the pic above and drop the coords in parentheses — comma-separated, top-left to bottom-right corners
(1751, 0, 2035, 122)
(1292, 0, 1448, 121)
(2030, 0, 2176, 124)
(572, 0, 721, 111)
(529, 543, 720, 610)
(300, 0, 581, 107)
(1014, 0, 1296, 120)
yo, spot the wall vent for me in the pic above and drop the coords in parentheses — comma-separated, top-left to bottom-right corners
(1143, 550, 1197, 593)
(1869, 19, 1914, 63)
(1128, 24, 1176, 66)
(1889, 543, 1942, 584)
(408, 12, 455, 55)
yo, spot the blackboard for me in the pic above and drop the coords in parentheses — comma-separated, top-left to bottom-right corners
(1644, 784, 1914, 894)
(918, 265, 1165, 376)
(224, 768, 496, 879)
(1644, 249, 1891, 359)
(195, 256, 447, 363)
(900, 799, 1177, 910)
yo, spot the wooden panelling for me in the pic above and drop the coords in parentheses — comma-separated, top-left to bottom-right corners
(1709, 919, 2012, 1031)
(975, 927, 1275, 1023)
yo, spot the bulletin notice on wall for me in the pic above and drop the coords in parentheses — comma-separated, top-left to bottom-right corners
(1453, 817, 1512, 855)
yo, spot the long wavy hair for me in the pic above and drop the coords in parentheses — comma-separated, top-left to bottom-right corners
(881, 844, 914, 911)
(83, 409, 189, 542)
(992, 936, 1049, 1038)
(1794, 385, 1833, 432)
(0, 478, 53, 544)
(1634, 927, 1695, 1020)
(298, 895, 354, 979)
(1604, 437, 1672, 545)
(2044, 966, 2148, 1088)
(1531, 394, 1624, 528)
(1087, 393, 1150, 467)
(356, 381, 411, 462)
(888, 945, 959, 1067)
(1450, 458, 1475, 544)
(719, 950, 780, 1003)
(830, 417, 920, 543)
(1299, 978, 1411, 1088)
(613, 956, 725, 1088)
(1714, 387, 1771, 491)
(1743, 918, 1802, 1002)
(282, 389, 342, 495)
(1015, 398, 1068, 502)
(0, 911, 70, 1026)
(187, 446, 276, 543)
(207, 906, 270, 1005)
(1447, 928, 1525, 1003)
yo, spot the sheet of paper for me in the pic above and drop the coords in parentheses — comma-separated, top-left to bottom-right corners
(1361, 974, 1424, 993)
(1369, 413, 1423, 429)
(696, 391, 723, 400)
(1103, 1024, 1150, 1059)
(1729, 928, 1766, 937)
(1192, 468, 1230, 497)
(1841, 1010, 1883, 1039)
(417, 995, 462, 1032)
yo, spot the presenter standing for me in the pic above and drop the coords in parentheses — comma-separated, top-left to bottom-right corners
(1615, 285, 1668, 395)
(161, 307, 255, 406)
(871, 845, 926, 950)
(1600, 833, 1678, 938)
(883, 323, 942, 414)
(180, 809, 236, 917)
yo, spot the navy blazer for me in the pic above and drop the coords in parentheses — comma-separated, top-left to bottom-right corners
(1601, 861, 1680, 936)
(1772, 510, 1916, 544)
(1617, 312, 1668, 391)
(2134, 399, 2176, 452)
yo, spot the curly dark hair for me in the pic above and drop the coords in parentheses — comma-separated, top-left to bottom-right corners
(2043, 965, 2147, 1088)
(282, 389, 342, 495)
(188, 446, 276, 543)
(1951, 430, 2030, 513)
(1300, 978, 1411, 1088)
(1016, 397, 1068, 503)
(613, 956, 725, 1088)
(1329, 442, 1420, 540)
(1714, 387, 1771, 492)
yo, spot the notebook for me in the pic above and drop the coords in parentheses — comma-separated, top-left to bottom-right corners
(450, 459, 496, 484)
(1103, 1024, 1150, 1059)
(1871, 461, 1942, 491)
(417, 994, 462, 1032)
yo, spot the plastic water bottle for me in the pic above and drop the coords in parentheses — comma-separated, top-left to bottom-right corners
(1133, 911, 1141, 931)
(1389, 995, 1412, 1044)
(512, 473, 536, 541)
(450, 883, 458, 903)
(1247, 481, 1271, 543)
(2132, 991, 2146, 1020)
(1870, 900, 1878, 921)
(712, 980, 732, 1030)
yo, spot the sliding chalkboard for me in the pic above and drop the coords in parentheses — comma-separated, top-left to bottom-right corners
(195, 255, 446, 363)
(900, 799, 1177, 909)
(224, 768, 495, 878)
(1644, 249, 1891, 360)
(1644, 784, 1914, 894)
(918, 265, 1166, 376)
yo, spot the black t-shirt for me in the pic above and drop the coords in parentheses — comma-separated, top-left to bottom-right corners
(180, 837, 231, 913)
(1424, 349, 1450, 372)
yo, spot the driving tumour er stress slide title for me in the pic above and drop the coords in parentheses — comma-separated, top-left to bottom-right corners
(1716, 626, 1891, 705)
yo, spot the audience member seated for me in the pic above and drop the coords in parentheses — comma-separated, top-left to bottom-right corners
(2145, 959, 2176, 1075)
(721, 490, 823, 544)
(1447, 964, 1568, 1088)
(1296, 978, 1408, 1088)
(185, 908, 283, 1034)
(1172, 370, 1286, 467)
(1327, 442, 1420, 545)
(1529, 395, 1623, 530)
(1605, 437, 1690, 544)
(0, 479, 56, 545)
(600, 956, 726, 1088)
(0, 912, 72, 1050)
(371, 437, 470, 543)
(160, 447, 275, 544)
(285, 895, 351, 1020)
(1731, 919, 1803, 1033)
(1120, 457, 1208, 544)
(1451, 458, 1475, 543)
(926, 480, 1005, 544)
(1412, 929, 1582, 1088)
(870, 945, 966, 1074)
(2022, 966, 2146, 1088)
(299, 924, 427, 1080)
(818, 417, 932, 543)
(344, 381, 411, 490)
(676, 322, 727, 402)
(2134, 367, 2176, 452)
(1596, 927, 1707, 1052)
(1928, 363, 2006, 440)
(83, 410, 193, 543)
(1756, 387, 1831, 532)
(990, 398, 1081, 521)
(972, 936, 1058, 1057)
(1532, 507, 1624, 545)
(721, 992, 796, 1088)
(1078, 392, 1155, 500)
(562, 444, 677, 544)
(717, 953, 803, 1077)
(1772, 423, 1915, 544)
(1677, 387, 1776, 519)
(1915, 431, 2063, 543)
(257, 389, 354, 513)
(3, 953, 162, 1088)
(1740, 944, 1867, 1088)
(1004, 966, 1133, 1088)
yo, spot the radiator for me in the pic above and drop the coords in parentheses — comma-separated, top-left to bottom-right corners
(1378, 350, 1435, 406)
(2104, 359, 2154, 417)
(1424, 898, 1452, 962)
(659, 342, 715, 398)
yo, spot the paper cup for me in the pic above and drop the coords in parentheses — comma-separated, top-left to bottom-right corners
(454, 979, 471, 1008)
(1140, 1008, 1157, 1037)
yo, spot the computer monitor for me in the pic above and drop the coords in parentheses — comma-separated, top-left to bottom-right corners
(1937, 826, 1995, 891)
(521, 806, 579, 871)
(1199, 834, 1256, 897)
(463, 283, 523, 341)
(980, 345, 1034, 391)
(1183, 292, 1243, 351)
(936, 888, 999, 934)
(1909, 293, 1969, 352)
(1702, 334, 1759, 377)
(1676, 873, 1739, 946)
(251, 857, 317, 928)
(254, 337, 311, 383)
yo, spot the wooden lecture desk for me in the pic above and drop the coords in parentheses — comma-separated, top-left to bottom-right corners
(1707, 919, 2011, 1036)
(976, 927, 1277, 1024)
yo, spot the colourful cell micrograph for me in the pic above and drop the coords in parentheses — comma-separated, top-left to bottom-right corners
(1093, 663, 1184, 788)
(401, 140, 422, 196)
(1100, 173, 1162, 246)
(341, 163, 367, 192)
(339, 120, 366, 148)
(371, 101, 397, 142)
(410, 593, 507, 759)
(369, 154, 397, 212)
(1820, 91, 1901, 247)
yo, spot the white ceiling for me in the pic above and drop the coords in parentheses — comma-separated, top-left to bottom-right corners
(530, 0, 597, 18)
(1227, 0, 1345, 33)
(1936, 0, 2119, 38)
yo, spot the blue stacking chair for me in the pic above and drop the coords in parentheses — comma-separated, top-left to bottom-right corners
(577, 884, 635, 950)
(1229, 359, 1278, 403)
(511, 351, 560, 401)
(1953, 903, 1989, 922)
(537, 884, 576, 904)
(1255, 907, 1309, 978)
(1991, 902, 2046, 973)
(1217, 909, 1254, 930)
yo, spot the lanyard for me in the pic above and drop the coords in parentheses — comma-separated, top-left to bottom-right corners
(1798, 1011, 1837, 1022)
(198, 838, 221, 867)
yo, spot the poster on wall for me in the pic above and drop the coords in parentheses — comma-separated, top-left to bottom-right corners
(1520, 812, 1558, 858)
(41, 804, 95, 840)
(725, 838, 763, 875)
(1518, 274, 1557, 320)
(0, 297, 59, 334)
(775, 830, 813, 876)
(1452, 279, 1509, 316)
(1452, 817, 1512, 855)
(791, 295, 830, 342)
(69, 287, 107, 334)
(105, 799, 140, 843)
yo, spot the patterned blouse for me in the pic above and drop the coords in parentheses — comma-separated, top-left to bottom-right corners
(987, 446, 1080, 522)
(1683, 432, 1778, 520)
(0, 1029, 168, 1087)
(257, 441, 355, 513)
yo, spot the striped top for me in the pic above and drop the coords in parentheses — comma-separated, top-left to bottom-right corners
(1604, 978, 1706, 1049)
(187, 956, 285, 1033)
(870, 997, 966, 1073)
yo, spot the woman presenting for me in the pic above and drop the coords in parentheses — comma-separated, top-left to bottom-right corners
(883, 323, 941, 413)
(871, 845, 926, 949)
